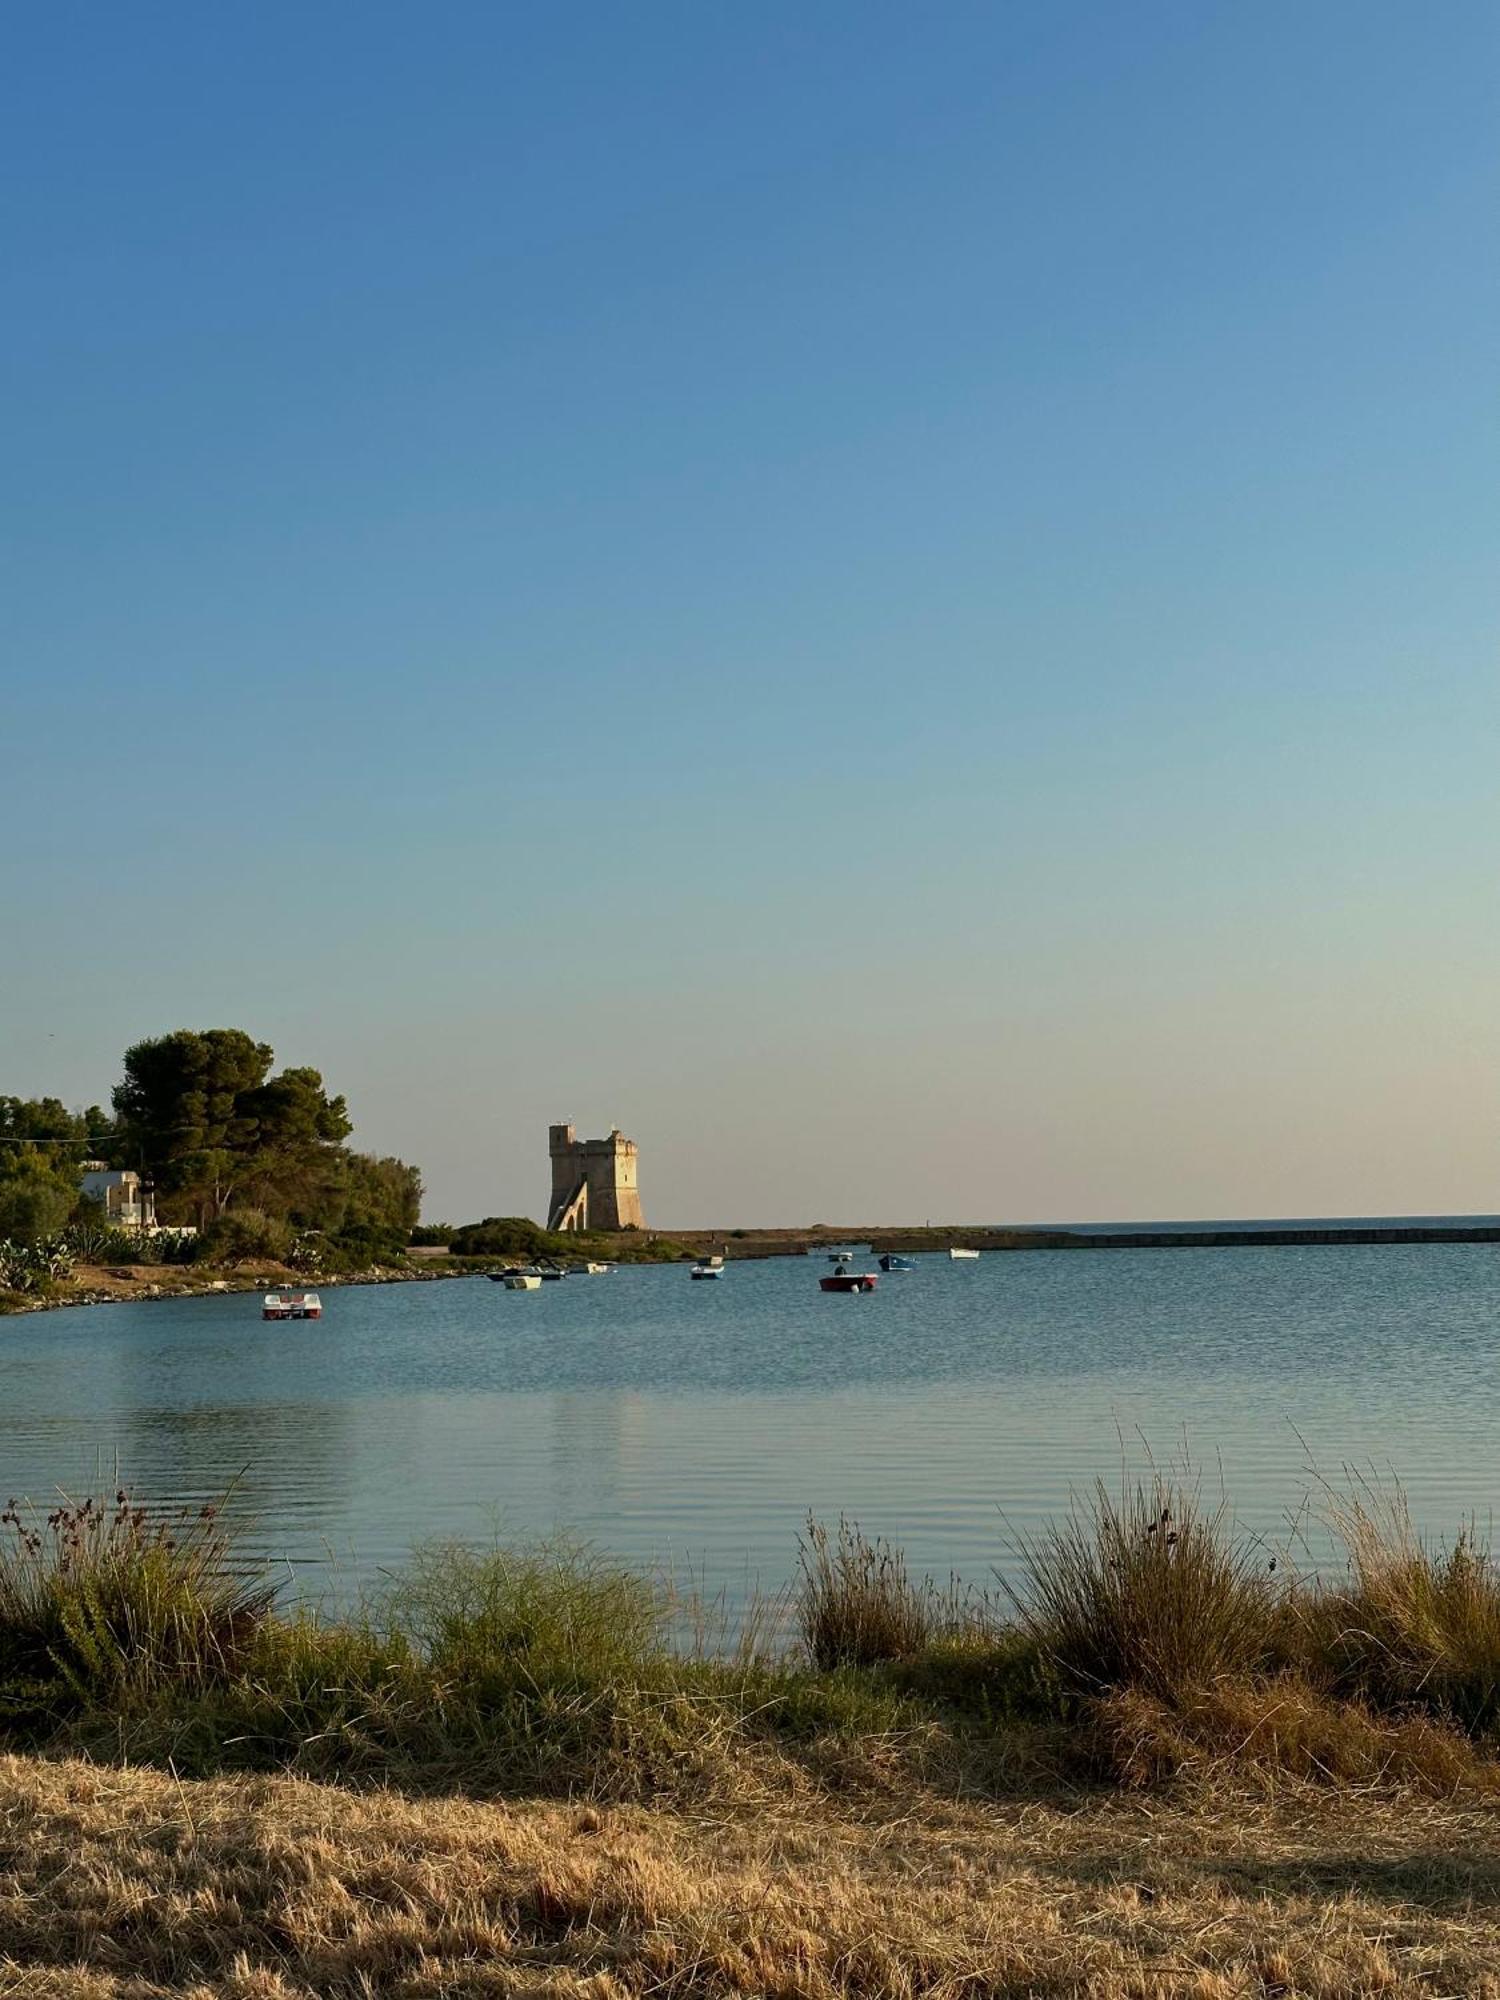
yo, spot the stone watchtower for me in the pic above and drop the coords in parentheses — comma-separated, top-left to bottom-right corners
(547, 1124, 645, 1232)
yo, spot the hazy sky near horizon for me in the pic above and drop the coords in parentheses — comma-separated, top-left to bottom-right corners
(3, 3, 1497, 1227)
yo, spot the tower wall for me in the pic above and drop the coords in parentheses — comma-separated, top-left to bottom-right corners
(548, 1125, 644, 1231)
(549, 1124, 580, 1223)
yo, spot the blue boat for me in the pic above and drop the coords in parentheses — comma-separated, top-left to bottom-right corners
(878, 1253, 916, 1273)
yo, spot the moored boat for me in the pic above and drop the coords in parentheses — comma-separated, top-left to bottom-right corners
(820, 1271, 877, 1293)
(503, 1271, 543, 1291)
(948, 1247, 980, 1260)
(263, 1289, 322, 1320)
(690, 1258, 726, 1280)
(878, 1254, 916, 1273)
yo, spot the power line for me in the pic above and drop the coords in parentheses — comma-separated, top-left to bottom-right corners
(0, 1123, 212, 1146)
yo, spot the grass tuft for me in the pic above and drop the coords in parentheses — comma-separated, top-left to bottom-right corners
(1295, 1485, 1500, 1733)
(0, 1489, 273, 1730)
(1004, 1476, 1281, 1704)
(797, 1516, 952, 1669)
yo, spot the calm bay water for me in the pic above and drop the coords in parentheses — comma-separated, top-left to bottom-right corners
(3, 1244, 1499, 1604)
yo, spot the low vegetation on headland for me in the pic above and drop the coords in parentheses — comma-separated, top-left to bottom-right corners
(6, 1476, 1500, 1993)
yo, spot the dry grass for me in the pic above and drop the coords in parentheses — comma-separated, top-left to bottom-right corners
(1093, 1674, 1500, 1794)
(1291, 1485, 1500, 1731)
(4, 1752, 1500, 1996)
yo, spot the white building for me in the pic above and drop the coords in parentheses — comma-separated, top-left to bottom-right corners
(79, 1166, 156, 1232)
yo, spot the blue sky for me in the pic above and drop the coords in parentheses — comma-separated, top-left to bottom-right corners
(3, 2, 1496, 1224)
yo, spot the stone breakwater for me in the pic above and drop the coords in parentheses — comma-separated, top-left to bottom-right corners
(664, 1222, 1500, 1258)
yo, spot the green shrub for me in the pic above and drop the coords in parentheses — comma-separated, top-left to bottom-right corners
(382, 1534, 662, 1685)
(0, 1156, 77, 1245)
(884, 1629, 1060, 1723)
(194, 1208, 291, 1265)
(448, 1216, 555, 1260)
(322, 1221, 409, 1271)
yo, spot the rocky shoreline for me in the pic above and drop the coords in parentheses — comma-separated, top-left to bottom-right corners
(1, 1258, 481, 1315)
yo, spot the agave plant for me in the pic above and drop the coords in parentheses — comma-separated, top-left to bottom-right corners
(0, 1238, 73, 1292)
(62, 1220, 136, 1263)
(32, 1237, 74, 1282)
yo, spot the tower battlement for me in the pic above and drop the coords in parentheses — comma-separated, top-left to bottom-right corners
(547, 1124, 644, 1232)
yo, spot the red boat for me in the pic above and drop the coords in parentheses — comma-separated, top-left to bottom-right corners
(819, 1272, 877, 1293)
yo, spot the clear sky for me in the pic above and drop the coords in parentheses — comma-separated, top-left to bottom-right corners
(3, 2, 1496, 1226)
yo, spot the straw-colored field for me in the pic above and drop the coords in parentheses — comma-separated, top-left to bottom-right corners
(3, 1752, 1500, 1999)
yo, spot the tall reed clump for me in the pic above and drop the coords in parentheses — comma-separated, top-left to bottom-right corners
(798, 1517, 947, 1669)
(1005, 1477, 1280, 1705)
(1297, 1487, 1500, 1735)
(0, 1491, 273, 1730)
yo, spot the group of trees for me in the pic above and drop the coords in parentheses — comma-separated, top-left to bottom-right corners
(0, 1030, 423, 1272)
(0, 1097, 111, 1244)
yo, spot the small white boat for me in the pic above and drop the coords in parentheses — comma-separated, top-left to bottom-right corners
(690, 1258, 726, 1280)
(574, 1261, 610, 1275)
(503, 1271, 543, 1291)
(263, 1289, 322, 1320)
(948, 1247, 980, 1260)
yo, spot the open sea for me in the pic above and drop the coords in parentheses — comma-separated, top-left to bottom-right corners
(4, 1234, 1499, 1608)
